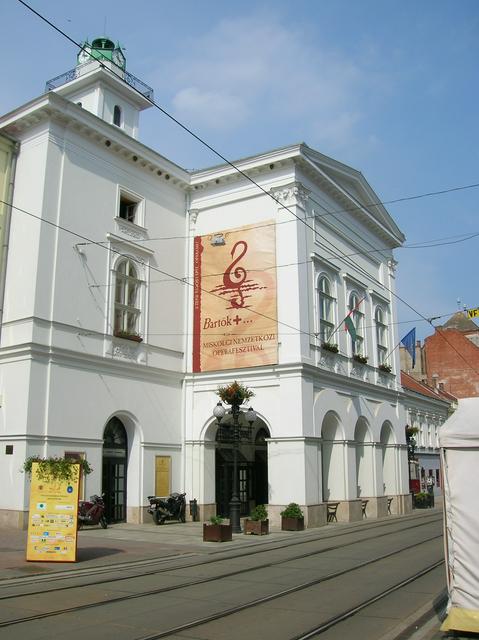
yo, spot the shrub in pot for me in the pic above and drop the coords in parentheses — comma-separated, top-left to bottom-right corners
(413, 492, 432, 509)
(280, 502, 304, 531)
(244, 504, 269, 535)
(203, 515, 232, 542)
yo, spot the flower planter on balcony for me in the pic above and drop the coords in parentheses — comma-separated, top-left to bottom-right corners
(378, 364, 392, 373)
(321, 342, 339, 354)
(114, 331, 143, 343)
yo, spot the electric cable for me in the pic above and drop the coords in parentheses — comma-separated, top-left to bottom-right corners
(12, 1, 479, 376)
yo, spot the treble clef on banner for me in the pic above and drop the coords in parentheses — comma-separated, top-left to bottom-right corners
(223, 240, 248, 308)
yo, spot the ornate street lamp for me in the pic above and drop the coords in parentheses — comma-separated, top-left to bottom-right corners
(405, 425, 417, 494)
(213, 382, 257, 533)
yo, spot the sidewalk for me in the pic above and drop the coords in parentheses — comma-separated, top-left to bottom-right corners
(0, 520, 312, 580)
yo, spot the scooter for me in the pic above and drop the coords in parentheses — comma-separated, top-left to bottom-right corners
(147, 492, 186, 525)
(78, 494, 107, 529)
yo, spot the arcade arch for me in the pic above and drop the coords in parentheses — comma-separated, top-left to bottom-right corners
(321, 410, 344, 501)
(354, 417, 373, 498)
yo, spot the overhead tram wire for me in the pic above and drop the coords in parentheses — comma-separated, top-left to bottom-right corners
(19, 2, 479, 282)
(14, 1, 479, 376)
(0, 198, 312, 343)
(17, 0, 479, 245)
(5, 195, 479, 377)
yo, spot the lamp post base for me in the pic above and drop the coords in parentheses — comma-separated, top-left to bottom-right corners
(229, 497, 242, 533)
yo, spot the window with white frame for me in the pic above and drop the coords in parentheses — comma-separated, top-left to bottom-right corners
(348, 291, 365, 355)
(318, 275, 335, 342)
(113, 105, 122, 127)
(375, 306, 388, 365)
(118, 192, 141, 224)
(114, 258, 141, 337)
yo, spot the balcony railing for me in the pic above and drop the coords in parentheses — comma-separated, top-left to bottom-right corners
(45, 62, 154, 100)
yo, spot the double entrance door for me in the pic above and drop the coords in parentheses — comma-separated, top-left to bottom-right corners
(102, 456, 126, 523)
(215, 449, 252, 518)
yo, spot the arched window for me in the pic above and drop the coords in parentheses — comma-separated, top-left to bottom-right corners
(375, 306, 388, 365)
(114, 259, 141, 336)
(348, 292, 364, 355)
(318, 275, 335, 342)
(113, 105, 122, 127)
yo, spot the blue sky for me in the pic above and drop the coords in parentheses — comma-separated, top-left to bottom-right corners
(1, 0, 478, 340)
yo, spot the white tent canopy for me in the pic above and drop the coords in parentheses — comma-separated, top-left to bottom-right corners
(440, 397, 479, 633)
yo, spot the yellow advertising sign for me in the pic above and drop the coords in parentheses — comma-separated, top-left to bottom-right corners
(467, 308, 479, 319)
(26, 462, 79, 562)
(193, 222, 277, 372)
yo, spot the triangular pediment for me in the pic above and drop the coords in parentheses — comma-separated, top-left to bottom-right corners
(300, 144, 405, 245)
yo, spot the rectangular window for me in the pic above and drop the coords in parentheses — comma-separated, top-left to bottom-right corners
(119, 194, 138, 223)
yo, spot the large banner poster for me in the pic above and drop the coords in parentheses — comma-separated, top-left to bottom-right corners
(26, 462, 80, 562)
(193, 221, 277, 372)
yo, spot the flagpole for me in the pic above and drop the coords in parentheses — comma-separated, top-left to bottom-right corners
(326, 296, 366, 342)
(384, 327, 416, 366)
(382, 339, 403, 364)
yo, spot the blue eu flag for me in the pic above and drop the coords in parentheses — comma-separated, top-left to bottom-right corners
(400, 328, 416, 368)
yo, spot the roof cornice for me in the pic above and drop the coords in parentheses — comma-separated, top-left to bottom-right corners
(296, 153, 404, 247)
(0, 92, 190, 188)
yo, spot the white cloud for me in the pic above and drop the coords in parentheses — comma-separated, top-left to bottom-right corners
(151, 14, 386, 151)
(172, 87, 248, 129)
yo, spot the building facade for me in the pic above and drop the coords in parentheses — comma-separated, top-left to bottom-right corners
(400, 312, 479, 397)
(401, 371, 456, 496)
(0, 40, 411, 528)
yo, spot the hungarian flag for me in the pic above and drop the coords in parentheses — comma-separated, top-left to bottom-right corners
(343, 296, 365, 342)
(344, 314, 357, 342)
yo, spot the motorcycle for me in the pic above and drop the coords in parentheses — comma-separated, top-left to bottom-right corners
(78, 494, 107, 529)
(147, 492, 186, 525)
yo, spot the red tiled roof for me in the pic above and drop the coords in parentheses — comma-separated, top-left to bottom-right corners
(401, 370, 457, 403)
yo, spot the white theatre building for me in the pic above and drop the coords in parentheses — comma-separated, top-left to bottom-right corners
(0, 39, 410, 529)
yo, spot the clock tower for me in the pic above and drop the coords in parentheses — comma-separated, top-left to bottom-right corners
(45, 36, 153, 139)
(77, 37, 126, 70)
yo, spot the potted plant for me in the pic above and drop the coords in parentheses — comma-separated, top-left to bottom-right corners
(216, 381, 254, 405)
(203, 515, 233, 542)
(353, 353, 368, 365)
(280, 503, 304, 531)
(413, 492, 433, 509)
(244, 504, 269, 535)
(406, 425, 419, 438)
(378, 363, 392, 373)
(23, 456, 92, 481)
(321, 342, 339, 354)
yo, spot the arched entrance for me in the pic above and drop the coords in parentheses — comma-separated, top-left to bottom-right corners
(215, 421, 270, 518)
(321, 411, 343, 501)
(102, 417, 128, 523)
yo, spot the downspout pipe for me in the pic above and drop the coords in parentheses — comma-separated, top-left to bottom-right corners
(0, 140, 19, 340)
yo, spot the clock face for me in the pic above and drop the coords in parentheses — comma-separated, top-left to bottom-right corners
(112, 50, 125, 68)
(78, 47, 90, 64)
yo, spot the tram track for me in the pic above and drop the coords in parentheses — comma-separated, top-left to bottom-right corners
(0, 521, 443, 631)
(134, 558, 445, 640)
(0, 511, 441, 599)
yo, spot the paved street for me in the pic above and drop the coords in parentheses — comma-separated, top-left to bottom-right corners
(0, 510, 450, 639)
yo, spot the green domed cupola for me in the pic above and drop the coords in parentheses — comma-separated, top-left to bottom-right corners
(77, 37, 126, 70)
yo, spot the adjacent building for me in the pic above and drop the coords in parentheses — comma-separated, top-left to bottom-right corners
(400, 311, 479, 398)
(0, 39, 412, 528)
(401, 371, 456, 495)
